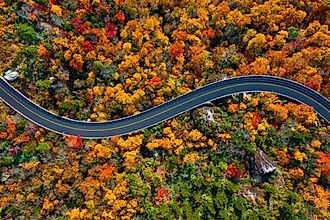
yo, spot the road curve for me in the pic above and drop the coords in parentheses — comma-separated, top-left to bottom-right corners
(1, 75, 329, 139)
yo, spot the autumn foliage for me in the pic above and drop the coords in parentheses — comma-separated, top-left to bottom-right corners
(155, 186, 170, 202)
(0, 92, 330, 219)
(81, 41, 95, 52)
(316, 151, 330, 175)
(99, 164, 116, 179)
(147, 76, 162, 86)
(226, 163, 247, 179)
(65, 135, 82, 149)
(115, 10, 125, 23)
(252, 112, 262, 129)
(0, 0, 330, 219)
(168, 43, 184, 59)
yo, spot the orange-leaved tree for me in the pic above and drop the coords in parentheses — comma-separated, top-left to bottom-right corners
(65, 135, 83, 149)
(316, 151, 330, 175)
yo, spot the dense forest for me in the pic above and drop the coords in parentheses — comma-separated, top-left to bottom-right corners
(0, 0, 329, 219)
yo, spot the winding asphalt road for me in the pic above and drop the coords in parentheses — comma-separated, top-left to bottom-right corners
(0, 75, 329, 139)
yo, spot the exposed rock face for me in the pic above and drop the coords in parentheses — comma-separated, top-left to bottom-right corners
(201, 107, 216, 124)
(191, 105, 217, 125)
(240, 185, 266, 206)
(191, 105, 222, 136)
(251, 148, 277, 175)
(4, 70, 19, 81)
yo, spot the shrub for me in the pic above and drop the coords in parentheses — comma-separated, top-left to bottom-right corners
(36, 80, 51, 91)
(35, 142, 50, 154)
(0, 156, 14, 166)
(15, 23, 38, 43)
